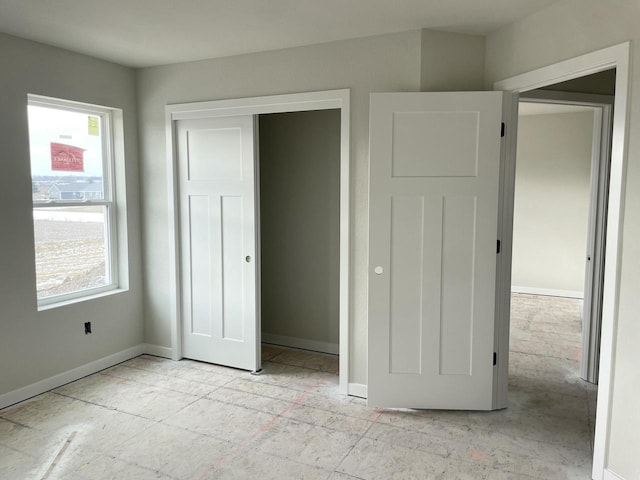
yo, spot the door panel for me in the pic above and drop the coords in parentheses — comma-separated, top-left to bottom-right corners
(388, 195, 424, 375)
(177, 115, 259, 372)
(368, 92, 504, 410)
(392, 111, 480, 177)
(188, 195, 213, 336)
(220, 195, 244, 341)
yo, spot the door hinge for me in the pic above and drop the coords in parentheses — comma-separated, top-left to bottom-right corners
(500, 122, 506, 137)
(497, 240, 501, 254)
(493, 352, 497, 366)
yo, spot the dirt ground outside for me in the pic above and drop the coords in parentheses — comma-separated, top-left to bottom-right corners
(33, 215, 107, 299)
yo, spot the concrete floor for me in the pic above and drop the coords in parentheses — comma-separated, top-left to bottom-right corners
(0, 294, 596, 479)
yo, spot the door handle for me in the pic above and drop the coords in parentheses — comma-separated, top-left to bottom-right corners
(374, 266, 383, 275)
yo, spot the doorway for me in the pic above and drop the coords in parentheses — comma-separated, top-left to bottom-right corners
(511, 87, 614, 380)
(495, 43, 630, 480)
(258, 110, 341, 356)
(165, 89, 351, 394)
(509, 73, 615, 473)
(509, 96, 610, 462)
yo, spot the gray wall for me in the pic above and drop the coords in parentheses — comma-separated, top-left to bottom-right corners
(512, 110, 593, 295)
(420, 29, 485, 92)
(259, 110, 341, 349)
(0, 33, 143, 395)
(137, 30, 423, 385)
(485, 1, 640, 476)
(136, 28, 487, 385)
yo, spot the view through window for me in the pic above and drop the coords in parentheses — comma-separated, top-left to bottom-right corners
(28, 97, 117, 304)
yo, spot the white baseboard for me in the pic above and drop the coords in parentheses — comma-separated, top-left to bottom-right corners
(511, 286, 584, 299)
(348, 383, 367, 399)
(144, 343, 173, 358)
(262, 333, 339, 355)
(603, 469, 625, 480)
(0, 344, 145, 410)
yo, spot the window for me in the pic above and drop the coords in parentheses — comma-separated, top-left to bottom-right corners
(27, 95, 120, 306)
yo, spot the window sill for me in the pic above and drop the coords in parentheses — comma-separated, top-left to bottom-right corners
(37, 287, 129, 312)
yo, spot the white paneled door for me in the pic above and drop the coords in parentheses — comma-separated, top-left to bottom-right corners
(368, 92, 505, 410)
(176, 115, 260, 372)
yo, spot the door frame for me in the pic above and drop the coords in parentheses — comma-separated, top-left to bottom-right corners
(517, 90, 614, 384)
(165, 89, 351, 394)
(495, 42, 630, 480)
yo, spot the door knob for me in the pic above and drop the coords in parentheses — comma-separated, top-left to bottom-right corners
(374, 266, 383, 275)
(245, 256, 251, 263)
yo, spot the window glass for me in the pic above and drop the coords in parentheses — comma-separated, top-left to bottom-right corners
(33, 206, 109, 298)
(28, 105, 105, 201)
(27, 98, 117, 305)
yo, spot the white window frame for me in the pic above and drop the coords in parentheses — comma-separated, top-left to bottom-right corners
(28, 94, 120, 307)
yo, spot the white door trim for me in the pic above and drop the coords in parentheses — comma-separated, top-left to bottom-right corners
(495, 42, 631, 480)
(520, 89, 615, 106)
(165, 89, 351, 394)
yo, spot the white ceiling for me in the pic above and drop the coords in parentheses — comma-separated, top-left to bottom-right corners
(0, 0, 561, 68)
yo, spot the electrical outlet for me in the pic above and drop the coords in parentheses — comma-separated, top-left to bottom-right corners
(84, 322, 92, 334)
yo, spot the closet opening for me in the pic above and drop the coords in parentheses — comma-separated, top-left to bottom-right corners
(258, 110, 341, 370)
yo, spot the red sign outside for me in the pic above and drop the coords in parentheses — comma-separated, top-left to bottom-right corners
(50, 142, 85, 172)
